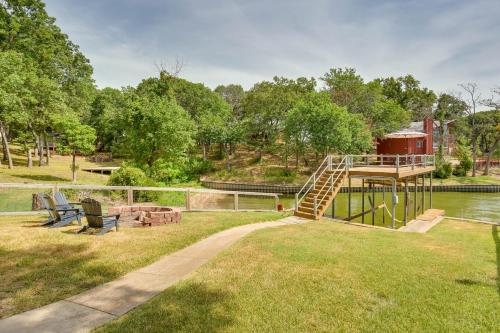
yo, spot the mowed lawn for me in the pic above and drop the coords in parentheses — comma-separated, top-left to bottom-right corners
(0, 211, 286, 319)
(97, 219, 499, 333)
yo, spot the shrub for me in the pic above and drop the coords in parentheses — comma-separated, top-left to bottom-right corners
(433, 161, 452, 179)
(453, 139, 473, 177)
(108, 166, 158, 202)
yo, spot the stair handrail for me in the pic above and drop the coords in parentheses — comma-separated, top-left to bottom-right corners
(314, 156, 347, 212)
(297, 155, 330, 205)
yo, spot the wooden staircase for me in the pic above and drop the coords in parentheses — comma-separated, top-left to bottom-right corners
(294, 160, 348, 220)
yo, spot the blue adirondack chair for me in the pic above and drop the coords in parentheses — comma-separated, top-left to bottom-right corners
(43, 194, 83, 228)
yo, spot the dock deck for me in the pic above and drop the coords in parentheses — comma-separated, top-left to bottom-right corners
(349, 165, 435, 180)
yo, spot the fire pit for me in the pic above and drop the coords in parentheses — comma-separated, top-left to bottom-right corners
(108, 206, 181, 227)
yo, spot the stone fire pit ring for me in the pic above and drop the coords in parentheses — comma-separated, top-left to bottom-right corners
(108, 205, 181, 227)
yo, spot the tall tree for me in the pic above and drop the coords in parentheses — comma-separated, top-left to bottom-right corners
(53, 113, 96, 183)
(242, 76, 316, 159)
(458, 83, 481, 176)
(433, 93, 467, 162)
(214, 84, 245, 118)
(376, 75, 436, 121)
(474, 110, 500, 175)
(119, 95, 196, 167)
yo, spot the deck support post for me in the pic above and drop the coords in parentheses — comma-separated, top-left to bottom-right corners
(391, 178, 396, 229)
(332, 198, 335, 219)
(414, 176, 417, 219)
(382, 184, 385, 224)
(185, 190, 191, 211)
(429, 172, 433, 209)
(361, 179, 365, 224)
(404, 178, 408, 226)
(348, 177, 352, 221)
(127, 188, 133, 206)
(422, 174, 425, 213)
(371, 182, 375, 225)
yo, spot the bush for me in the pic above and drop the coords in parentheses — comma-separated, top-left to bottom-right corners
(108, 166, 158, 202)
(433, 161, 452, 179)
(453, 138, 473, 177)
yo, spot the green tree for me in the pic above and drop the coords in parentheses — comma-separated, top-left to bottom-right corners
(376, 75, 436, 121)
(474, 110, 500, 175)
(242, 76, 316, 159)
(214, 84, 245, 118)
(433, 94, 467, 162)
(88, 87, 126, 152)
(53, 114, 96, 183)
(321, 68, 410, 138)
(119, 95, 196, 167)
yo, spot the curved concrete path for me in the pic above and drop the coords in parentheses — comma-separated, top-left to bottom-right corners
(0, 216, 305, 333)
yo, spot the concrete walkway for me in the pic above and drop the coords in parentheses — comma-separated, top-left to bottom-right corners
(0, 216, 306, 333)
(400, 209, 445, 233)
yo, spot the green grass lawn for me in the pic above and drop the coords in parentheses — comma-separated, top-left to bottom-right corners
(0, 211, 286, 319)
(96, 219, 499, 333)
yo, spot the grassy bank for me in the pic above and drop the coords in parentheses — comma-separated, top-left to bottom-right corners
(0, 211, 287, 318)
(97, 219, 499, 332)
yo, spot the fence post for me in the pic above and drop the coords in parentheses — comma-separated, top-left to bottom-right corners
(52, 184, 58, 198)
(234, 192, 239, 211)
(294, 193, 299, 212)
(127, 188, 133, 205)
(185, 189, 191, 211)
(396, 154, 400, 173)
(275, 195, 279, 211)
(412, 155, 415, 170)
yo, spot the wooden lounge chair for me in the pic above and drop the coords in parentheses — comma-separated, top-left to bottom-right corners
(36, 193, 57, 226)
(79, 198, 120, 236)
(54, 192, 82, 211)
(44, 194, 83, 228)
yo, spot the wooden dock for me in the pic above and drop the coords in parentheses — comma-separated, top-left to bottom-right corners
(349, 165, 435, 180)
(81, 167, 120, 175)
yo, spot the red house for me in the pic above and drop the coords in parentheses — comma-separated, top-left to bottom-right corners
(377, 117, 434, 155)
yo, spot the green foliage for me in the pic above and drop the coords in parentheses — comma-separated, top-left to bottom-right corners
(452, 138, 473, 176)
(119, 95, 196, 166)
(53, 114, 96, 155)
(107, 165, 158, 202)
(321, 68, 411, 138)
(434, 160, 453, 179)
(376, 75, 437, 121)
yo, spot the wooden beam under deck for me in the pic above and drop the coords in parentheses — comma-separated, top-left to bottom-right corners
(348, 166, 435, 180)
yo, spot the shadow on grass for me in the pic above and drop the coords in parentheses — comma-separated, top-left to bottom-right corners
(493, 225, 499, 296)
(14, 174, 68, 182)
(98, 282, 233, 333)
(0, 241, 121, 319)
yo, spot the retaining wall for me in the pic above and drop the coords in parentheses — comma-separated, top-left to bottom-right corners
(201, 180, 500, 194)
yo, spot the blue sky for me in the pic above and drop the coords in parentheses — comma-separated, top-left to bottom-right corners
(45, 0, 500, 97)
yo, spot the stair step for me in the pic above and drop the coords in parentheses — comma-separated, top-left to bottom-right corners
(294, 211, 318, 220)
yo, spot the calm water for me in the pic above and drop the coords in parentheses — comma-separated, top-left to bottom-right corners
(0, 188, 498, 226)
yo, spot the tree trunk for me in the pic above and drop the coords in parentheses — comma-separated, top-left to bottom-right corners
(224, 144, 231, 171)
(202, 143, 207, 161)
(27, 149, 33, 168)
(0, 122, 13, 169)
(295, 150, 299, 169)
(72, 151, 77, 183)
(44, 133, 50, 165)
(471, 139, 478, 177)
(483, 140, 499, 176)
(33, 132, 45, 166)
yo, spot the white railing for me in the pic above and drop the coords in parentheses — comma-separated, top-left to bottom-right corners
(313, 156, 347, 215)
(296, 155, 330, 206)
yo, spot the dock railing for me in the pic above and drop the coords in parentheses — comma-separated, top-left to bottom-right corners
(0, 183, 280, 215)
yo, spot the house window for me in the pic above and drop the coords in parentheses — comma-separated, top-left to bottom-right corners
(416, 141, 423, 148)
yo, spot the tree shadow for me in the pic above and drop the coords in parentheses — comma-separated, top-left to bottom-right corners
(99, 282, 234, 333)
(14, 174, 68, 182)
(493, 225, 499, 296)
(0, 241, 122, 319)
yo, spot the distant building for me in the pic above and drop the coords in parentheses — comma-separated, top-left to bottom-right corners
(376, 117, 434, 155)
